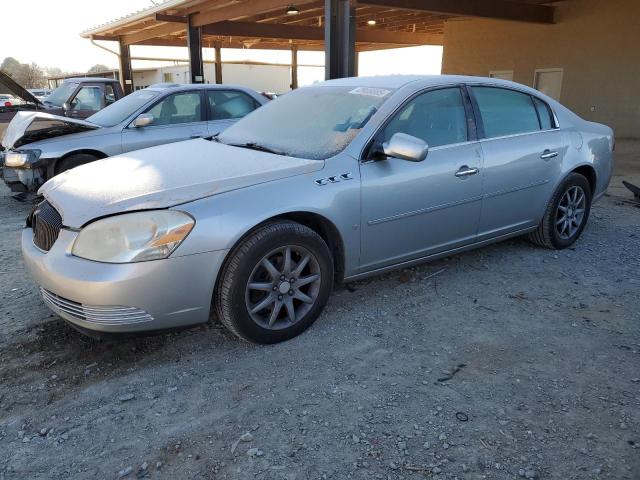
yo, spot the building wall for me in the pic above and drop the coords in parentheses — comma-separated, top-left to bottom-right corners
(441, 0, 640, 138)
(132, 63, 293, 93)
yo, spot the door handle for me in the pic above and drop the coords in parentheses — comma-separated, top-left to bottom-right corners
(540, 149, 559, 160)
(455, 166, 479, 178)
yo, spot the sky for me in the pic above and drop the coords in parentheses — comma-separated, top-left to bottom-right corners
(0, 0, 442, 85)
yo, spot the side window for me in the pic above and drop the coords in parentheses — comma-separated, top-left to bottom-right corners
(146, 91, 202, 126)
(382, 88, 468, 148)
(532, 96, 554, 130)
(207, 90, 257, 120)
(70, 86, 103, 112)
(472, 87, 540, 138)
(105, 84, 116, 106)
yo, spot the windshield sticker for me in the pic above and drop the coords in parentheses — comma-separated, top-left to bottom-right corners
(348, 87, 391, 98)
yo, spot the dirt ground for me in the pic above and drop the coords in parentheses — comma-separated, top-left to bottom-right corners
(0, 143, 639, 480)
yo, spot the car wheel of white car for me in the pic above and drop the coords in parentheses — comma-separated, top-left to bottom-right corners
(529, 172, 592, 249)
(215, 221, 333, 344)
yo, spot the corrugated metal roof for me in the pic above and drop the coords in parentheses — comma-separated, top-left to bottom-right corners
(80, 0, 191, 37)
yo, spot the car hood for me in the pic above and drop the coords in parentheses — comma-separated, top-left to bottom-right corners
(0, 71, 42, 106)
(40, 139, 324, 228)
(2, 111, 99, 149)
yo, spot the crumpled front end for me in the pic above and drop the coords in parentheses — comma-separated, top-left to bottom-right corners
(0, 156, 46, 192)
(2, 111, 98, 150)
(0, 111, 99, 192)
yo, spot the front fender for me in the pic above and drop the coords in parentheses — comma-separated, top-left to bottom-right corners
(173, 163, 362, 276)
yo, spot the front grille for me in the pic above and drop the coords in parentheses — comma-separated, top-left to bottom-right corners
(40, 288, 154, 325)
(29, 200, 63, 251)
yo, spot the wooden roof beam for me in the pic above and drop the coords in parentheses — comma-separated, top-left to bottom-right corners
(155, 14, 188, 23)
(192, 0, 311, 27)
(121, 22, 187, 45)
(202, 20, 443, 45)
(358, 0, 555, 24)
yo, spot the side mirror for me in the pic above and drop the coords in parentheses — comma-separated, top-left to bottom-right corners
(62, 101, 71, 112)
(133, 113, 154, 128)
(383, 133, 429, 162)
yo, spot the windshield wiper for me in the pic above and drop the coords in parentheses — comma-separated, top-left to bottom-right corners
(227, 142, 287, 156)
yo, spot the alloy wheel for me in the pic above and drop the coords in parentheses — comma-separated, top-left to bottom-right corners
(245, 245, 322, 330)
(555, 185, 586, 240)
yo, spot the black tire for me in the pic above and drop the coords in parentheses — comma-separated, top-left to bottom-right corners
(528, 172, 592, 249)
(215, 221, 334, 344)
(55, 153, 98, 175)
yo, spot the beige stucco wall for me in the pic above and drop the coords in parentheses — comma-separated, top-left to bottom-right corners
(441, 0, 640, 138)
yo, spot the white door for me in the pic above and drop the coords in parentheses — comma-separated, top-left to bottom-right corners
(534, 69, 563, 101)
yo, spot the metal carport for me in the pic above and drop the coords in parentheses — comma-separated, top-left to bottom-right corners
(81, 0, 557, 94)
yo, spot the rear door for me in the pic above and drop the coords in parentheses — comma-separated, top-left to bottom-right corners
(205, 89, 261, 135)
(121, 90, 208, 152)
(469, 85, 565, 240)
(359, 86, 484, 271)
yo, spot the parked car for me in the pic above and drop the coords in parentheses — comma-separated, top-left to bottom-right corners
(1, 83, 268, 192)
(22, 75, 614, 343)
(0, 73, 124, 137)
(0, 94, 17, 106)
(28, 88, 52, 101)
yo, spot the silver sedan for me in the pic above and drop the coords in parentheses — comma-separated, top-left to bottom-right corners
(22, 75, 614, 343)
(1, 83, 267, 192)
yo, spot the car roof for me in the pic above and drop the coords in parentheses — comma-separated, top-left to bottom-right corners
(145, 83, 257, 92)
(319, 74, 536, 91)
(61, 77, 118, 83)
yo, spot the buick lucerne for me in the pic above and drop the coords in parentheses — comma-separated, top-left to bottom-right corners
(22, 76, 614, 343)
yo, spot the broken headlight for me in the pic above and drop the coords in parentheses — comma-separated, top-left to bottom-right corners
(4, 150, 40, 168)
(72, 210, 195, 263)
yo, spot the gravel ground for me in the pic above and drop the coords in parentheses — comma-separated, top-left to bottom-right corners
(0, 145, 639, 480)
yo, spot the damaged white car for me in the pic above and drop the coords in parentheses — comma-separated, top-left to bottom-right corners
(0, 83, 267, 192)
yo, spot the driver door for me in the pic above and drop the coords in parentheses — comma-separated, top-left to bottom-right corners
(66, 84, 105, 119)
(359, 86, 484, 271)
(121, 90, 208, 153)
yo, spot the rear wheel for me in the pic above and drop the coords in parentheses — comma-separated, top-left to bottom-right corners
(529, 173, 592, 249)
(55, 153, 98, 175)
(215, 221, 333, 344)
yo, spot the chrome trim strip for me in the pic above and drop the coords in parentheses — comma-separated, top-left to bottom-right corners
(40, 288, 154, 325)
(483, 179, 550, 199)
(367, 195, 483, 226)
(367, 179, 549, 226)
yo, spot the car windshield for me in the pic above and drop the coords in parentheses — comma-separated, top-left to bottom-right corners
(218, 85, 394, 160)
(44, 82, 77, 107)
(87, 90, 160, 127)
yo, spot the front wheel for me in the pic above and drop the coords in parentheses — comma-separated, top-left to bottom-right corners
(215, 221, 334, 344)
(529, 172, 592, 249)
(55, 153, 98, 175)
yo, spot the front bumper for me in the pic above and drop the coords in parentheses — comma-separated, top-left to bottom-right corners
(22, 227, 228, 333)
(1, 164, 44, 192)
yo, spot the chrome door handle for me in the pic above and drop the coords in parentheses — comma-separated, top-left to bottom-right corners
(455, 166, 479, 178)
(540, 149, 559, 160)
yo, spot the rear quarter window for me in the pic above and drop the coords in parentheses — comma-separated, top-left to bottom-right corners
(532, 96, 555, 130)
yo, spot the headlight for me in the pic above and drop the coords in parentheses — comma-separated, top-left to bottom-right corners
(72, 210, 195, 263)
(4, 150, 40, 168)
